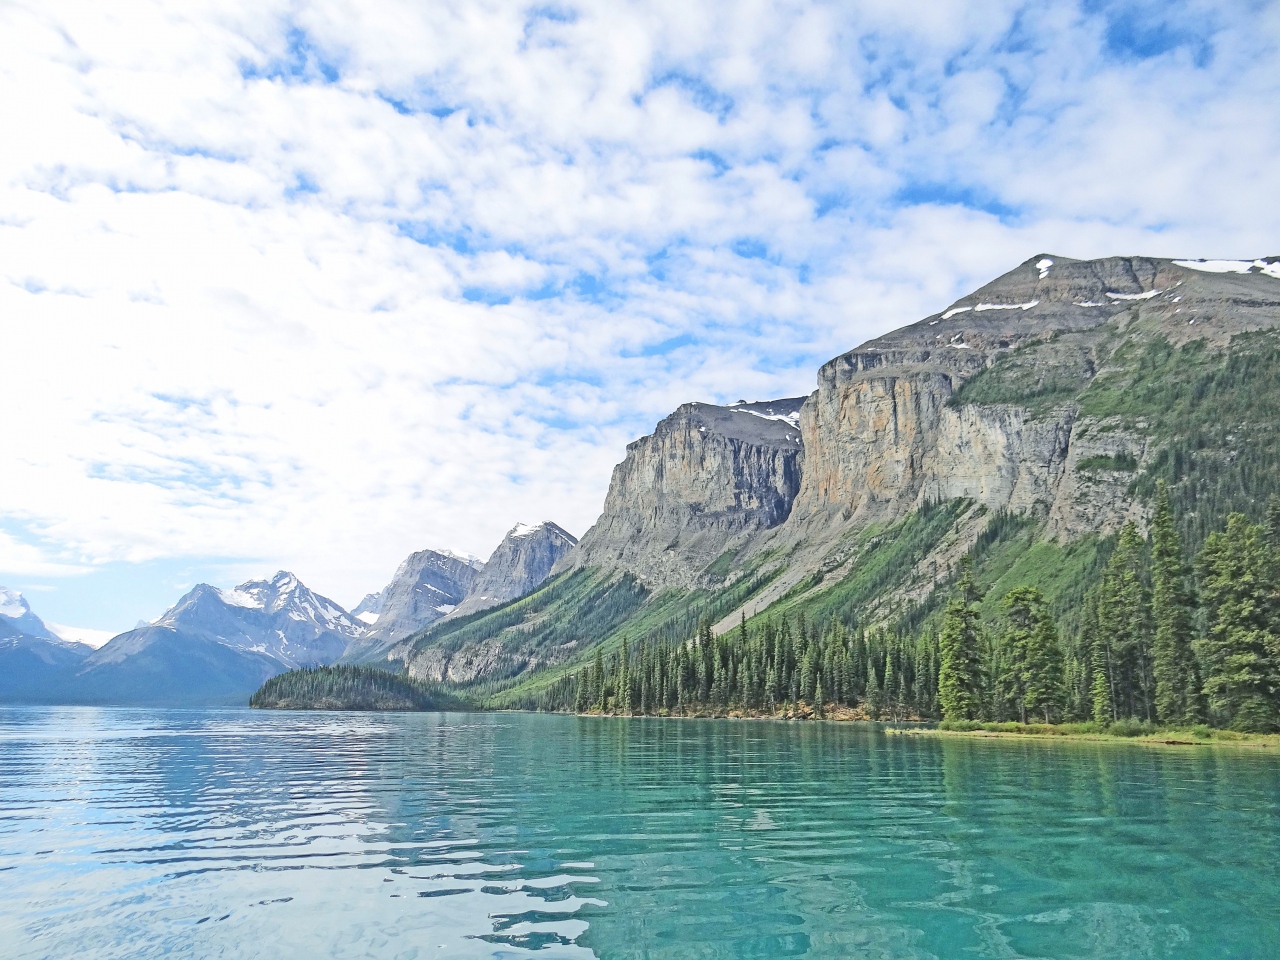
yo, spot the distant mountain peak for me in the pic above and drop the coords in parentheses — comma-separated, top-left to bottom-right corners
(435, 520, 579, 625)
(429, 549, 484, 569)
(509, 521, 575, 545)
(0, 584, 61, 643)
(0, 586, 32, 620)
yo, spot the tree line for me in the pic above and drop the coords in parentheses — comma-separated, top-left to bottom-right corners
(538, 483, 1280, 732)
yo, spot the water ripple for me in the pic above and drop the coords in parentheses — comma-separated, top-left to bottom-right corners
(1, 708, 1278, 959)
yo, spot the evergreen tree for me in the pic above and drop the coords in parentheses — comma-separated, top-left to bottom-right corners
(1000, 587, 1065, 723)
(1096, 523, 1154, 720)
(938, 562, 984, 721)
(592, 646, 606, 712)
(1150, 481, 1204, 725)
(1197, 514, 1279, 731)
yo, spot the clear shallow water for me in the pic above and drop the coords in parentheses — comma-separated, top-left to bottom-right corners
(1, 709, 1278, 960)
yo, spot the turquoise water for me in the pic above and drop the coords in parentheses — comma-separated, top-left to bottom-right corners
(1, 709, 1277, 959)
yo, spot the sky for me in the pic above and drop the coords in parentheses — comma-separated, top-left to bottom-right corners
(2, 0, 1279, 638)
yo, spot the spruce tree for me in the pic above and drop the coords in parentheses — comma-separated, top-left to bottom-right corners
(938, 562, 984, 721)
(1000, 587, 1065, 723)
(1096, 523, 1154, 719)
(1197, 514, 1279, 731)
(1150, 481, 1204, 725)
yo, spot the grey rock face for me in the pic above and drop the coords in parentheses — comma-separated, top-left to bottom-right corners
(446, 522, 577, 620)
(786, 255, 1280, 533)
(344, 550, 482, 657)
(555, 400, 806, 589)
(718, 254, 1280, 628)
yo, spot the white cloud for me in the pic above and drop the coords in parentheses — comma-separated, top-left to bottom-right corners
(1, 0, 1278, 613)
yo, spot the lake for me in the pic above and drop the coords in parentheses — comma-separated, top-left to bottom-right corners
(1, 708, 1277, 959)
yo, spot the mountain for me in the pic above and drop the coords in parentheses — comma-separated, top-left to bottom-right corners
(351, 592, 383, 624)
(0, 586, 62, 641)
(443, 522, 578, 621)
(386, 254, 1280, 699)
(0, 587, 92, 702)
(149, 571, 363, 667)
(555, 402, 803, 588)
(339, 550, 483, 661)
(41, 571, 365, 706)
(69, 626, 282, 706)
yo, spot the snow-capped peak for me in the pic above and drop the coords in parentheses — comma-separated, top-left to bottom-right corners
(217, 586, 264, 609)
(0, 586, 31, 620)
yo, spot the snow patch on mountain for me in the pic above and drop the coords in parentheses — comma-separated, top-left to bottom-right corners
(1173, 258, 1280, 279)
(1106, 289, 1160, 301)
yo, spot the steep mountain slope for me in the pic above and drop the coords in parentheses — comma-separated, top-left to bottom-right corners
(339, 549, 482, 661)
(725, 254, 1280, 630)
(444, 522, 578, 620)
(389, 254, 1280, 701)
(0, 619, 91, 703)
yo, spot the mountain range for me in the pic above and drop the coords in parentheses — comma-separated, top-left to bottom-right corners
(6, 253, 1279, 708)
(0, 522, 577, 705)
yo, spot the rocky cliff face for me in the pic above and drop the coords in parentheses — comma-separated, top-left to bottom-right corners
(445, 522, 577, 620)
(555, 399, 805, 588)
(719, 254, 1280, 626)
(787, 255, 1279, 529)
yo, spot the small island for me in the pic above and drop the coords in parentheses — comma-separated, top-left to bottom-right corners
(250, 665, 466, 712)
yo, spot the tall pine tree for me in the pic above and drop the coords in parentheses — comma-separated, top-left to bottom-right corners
(1095, 523, 1154, 720)
(938, 561, 984, 721)
(1197, 514, 1278, 732)
(1000, 587, 1065, 723)
(1150, 481, 1204, 725)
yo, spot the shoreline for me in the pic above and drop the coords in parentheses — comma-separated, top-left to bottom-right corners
(888, 724, 1278, 749)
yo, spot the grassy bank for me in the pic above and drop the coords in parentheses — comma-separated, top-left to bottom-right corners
(893, 718, 1279, 747)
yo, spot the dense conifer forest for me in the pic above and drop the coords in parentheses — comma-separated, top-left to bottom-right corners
(251, 665, 466, 711)
(522, 486, 1280, 733)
